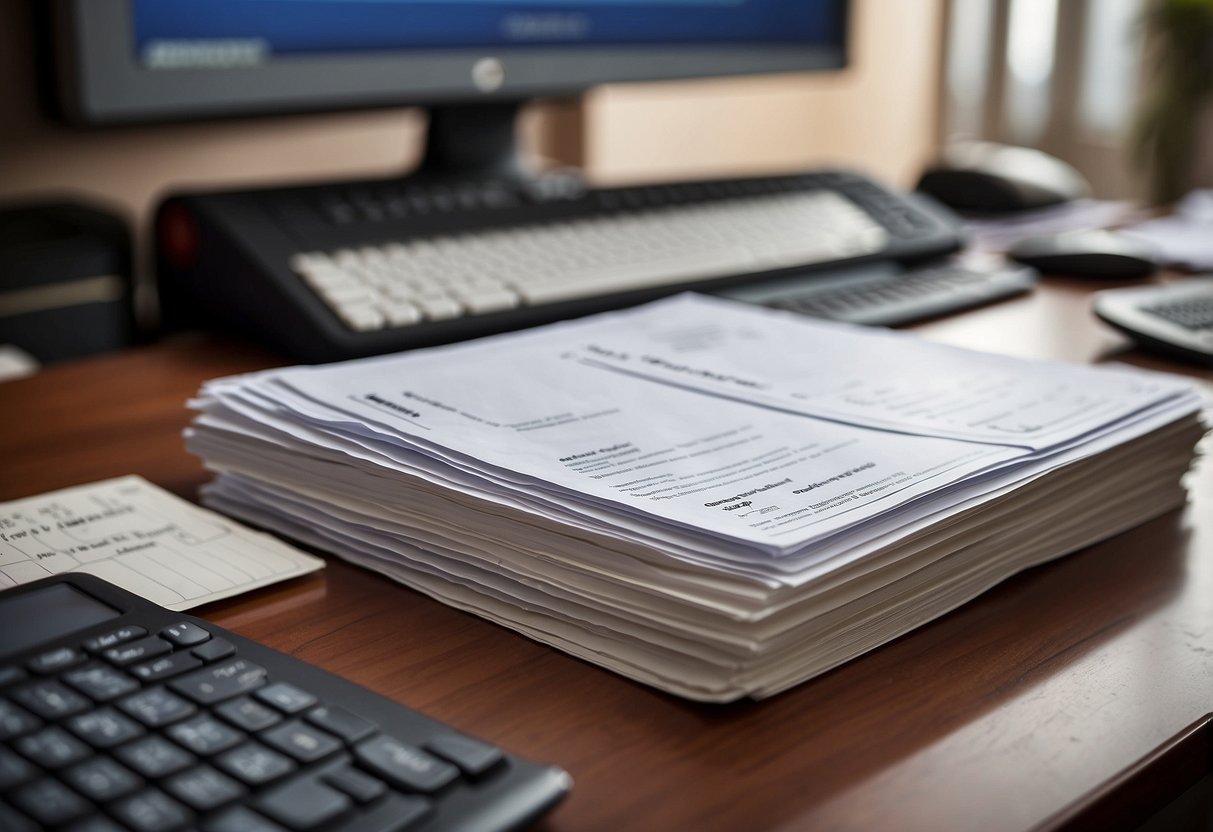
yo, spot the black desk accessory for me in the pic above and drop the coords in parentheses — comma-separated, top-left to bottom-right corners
(1008, 231, 1157, 280)
(0, 201, 134, 364)
(0, 572, 570, 831)
(916, 141, 1090, 214)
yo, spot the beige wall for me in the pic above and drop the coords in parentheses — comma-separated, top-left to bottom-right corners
(0, 0, 944, 249)
(584, 0, 947, 187)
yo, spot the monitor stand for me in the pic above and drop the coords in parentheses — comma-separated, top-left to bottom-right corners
(411, 100, 583, 194)
(419, 101, 527, 180)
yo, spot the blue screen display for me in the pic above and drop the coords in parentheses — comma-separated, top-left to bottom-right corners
(133, 0, 845, 58)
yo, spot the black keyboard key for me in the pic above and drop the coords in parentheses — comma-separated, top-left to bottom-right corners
(15, 725, 92, 768)
(383, 197, 408, 219)
(171, 659, 268, 706)
(0, 800, 38, 832)
(353, 736, 458, 794)
(109, 788, 194, 832)
(12, 680, 91, 719)
(119, 687, 197, 727)
(255, 776, 352, 831)
(0, 666, 28, 689)
(160, 622, 211, 648)
(65, 816, 128, 832)
(321, 765, 386, 804)
(214, 742, 296, 786)
(426, 733, 504, 778)
(63, 761, 142, 805)
(334, 793, 432, 832)
(261, 720, 342, 763)
(0, 746, 37, 790)
(203, 805, 290, 832)
(167, 713, 246, 756)
(192, 638, 236, 664)
(255, 682, 316, 714)
(131, 652, 204, 683)
(27, 645, 87, 675)
(305, 705, 375, 744)
(62, 757, 143, 802)
(67, 707, 145, 748)
(164, 764, 245, 811)
(83, 625, 148, 654)
(0, 698, 40, 741)
(104, 636, 173, 667)
(10, 776, 91, 826)
(115, 735, 197, 779)
(63, 664, 140, 701)
(215, 696, 281, 732)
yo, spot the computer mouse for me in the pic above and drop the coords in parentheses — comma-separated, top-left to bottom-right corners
(1007, 230, 1157, 279)
(916, 141, 1090, 214)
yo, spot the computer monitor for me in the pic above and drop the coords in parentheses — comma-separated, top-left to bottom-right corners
(47, 0, 848, 178)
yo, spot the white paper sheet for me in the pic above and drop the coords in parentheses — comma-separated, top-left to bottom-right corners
(0, 476, 324, 609)
(552, 294, 1193, 450)
(1121, 190, 1213, 270)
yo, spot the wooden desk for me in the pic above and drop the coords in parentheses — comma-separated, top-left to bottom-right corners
(2, 280, 1211, 831)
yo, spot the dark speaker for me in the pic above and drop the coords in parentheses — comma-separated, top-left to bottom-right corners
(0, 201, 135, 364)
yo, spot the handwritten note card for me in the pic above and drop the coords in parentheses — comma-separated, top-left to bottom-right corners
(0, 476, 323, 610)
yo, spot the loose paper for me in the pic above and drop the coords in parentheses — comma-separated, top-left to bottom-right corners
(0, 476, 324, 609)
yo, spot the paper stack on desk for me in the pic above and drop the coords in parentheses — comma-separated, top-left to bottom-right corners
(185, 295, 1207, 701)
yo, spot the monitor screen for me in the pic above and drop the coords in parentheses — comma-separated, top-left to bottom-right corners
(51, 0, 848, 125)
(133, 1, 840, 56)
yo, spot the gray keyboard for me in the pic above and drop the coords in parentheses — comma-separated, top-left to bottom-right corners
(720, 258, 1039, 327)
(1094, 278, 1213, 366)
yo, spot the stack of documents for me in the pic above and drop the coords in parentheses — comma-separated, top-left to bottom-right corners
(187, 295, 1207, 701)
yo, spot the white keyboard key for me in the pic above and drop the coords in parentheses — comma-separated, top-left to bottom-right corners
(415, 297, 464, 321)
(337, 304, 386, 332)
(464, 277, 508, 293)
(756, 231, 885, 268)
(518, 247, 756, 305)
(383, 284, 417, 302)
(381, 302, 423, 327)
(320, 285, 377, 306)
(333, 249, 363, 268)
(460, 290, 521, 315)
(300, 269, 362, 292)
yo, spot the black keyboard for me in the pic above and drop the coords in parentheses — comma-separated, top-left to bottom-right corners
(0, 573, 570, 832)
(156, 169, 962, 361)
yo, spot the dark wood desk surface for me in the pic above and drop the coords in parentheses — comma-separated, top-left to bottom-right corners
(2, 280, 1211, 831)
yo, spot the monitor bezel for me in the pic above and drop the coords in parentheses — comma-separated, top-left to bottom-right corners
(50, 0, 849, 126)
